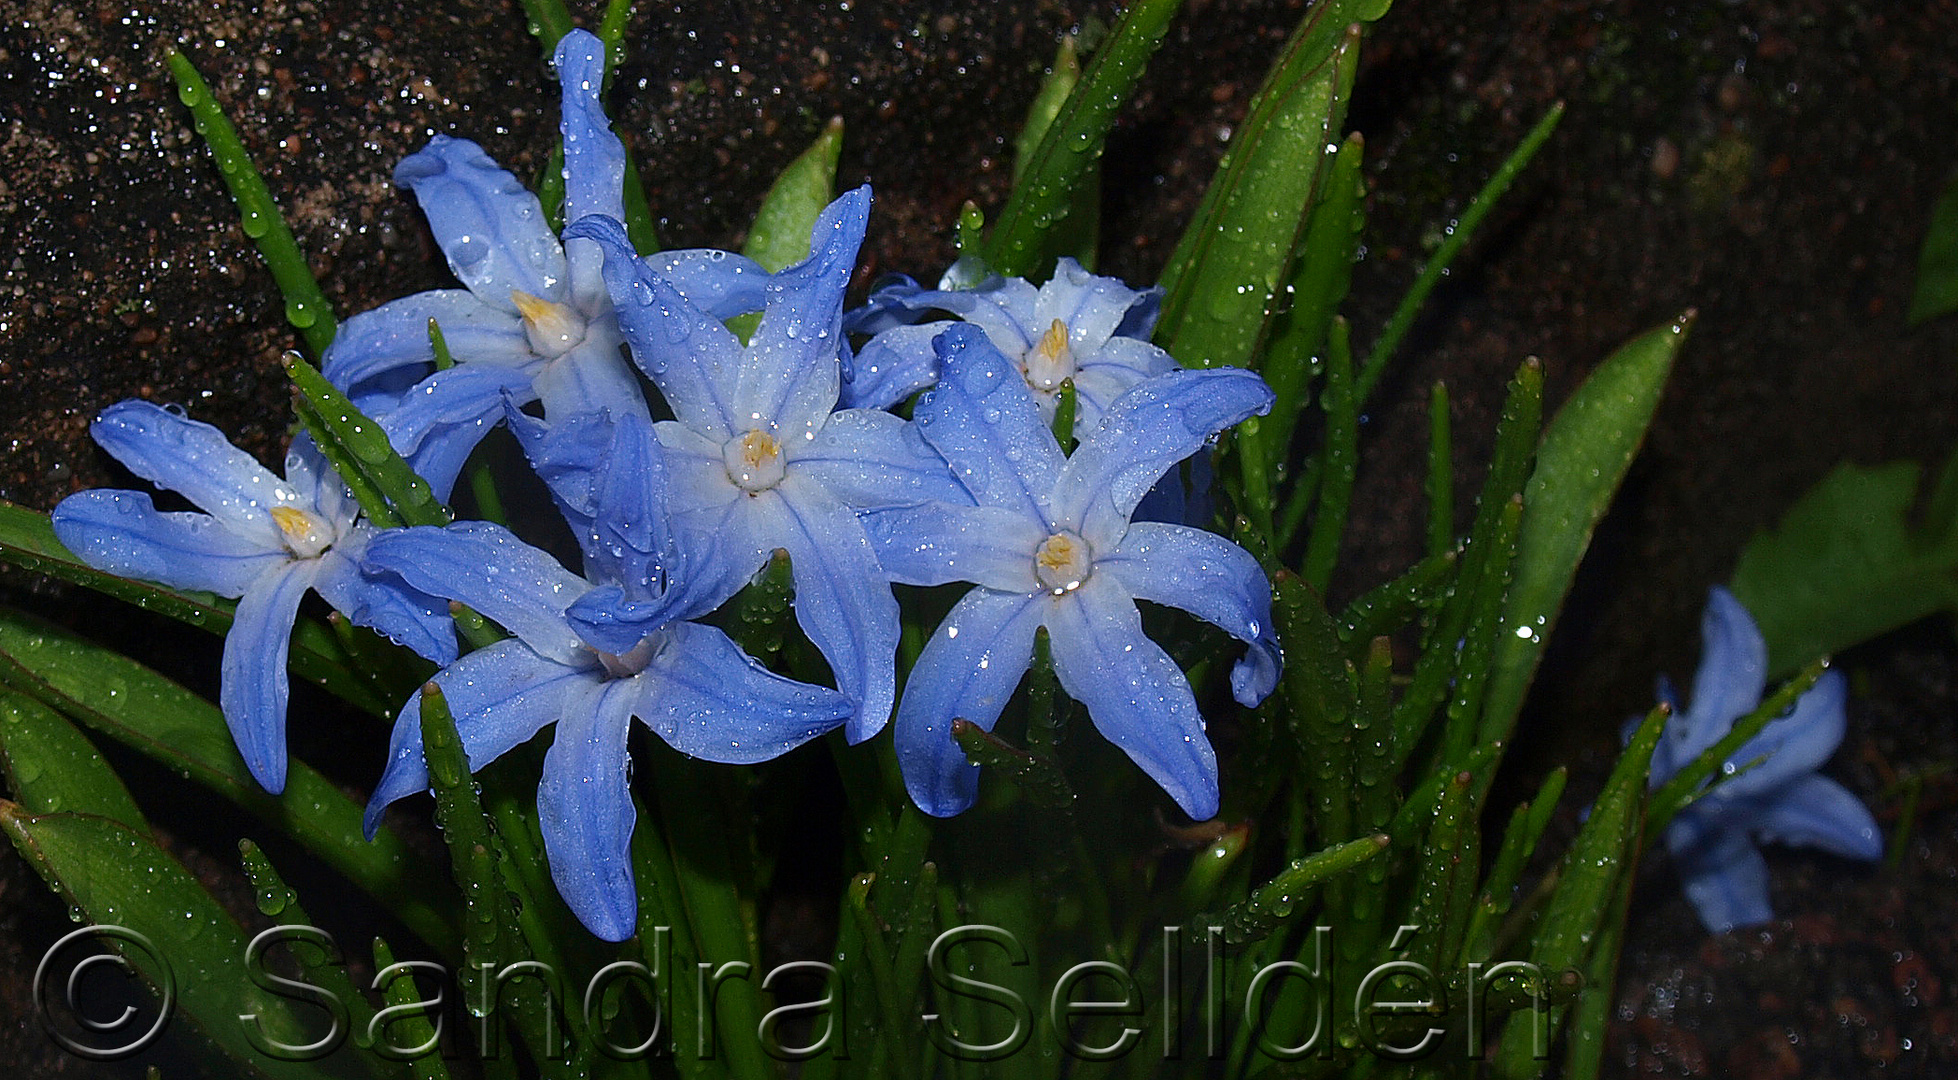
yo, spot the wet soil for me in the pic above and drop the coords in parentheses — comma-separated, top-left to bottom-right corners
(2, 0, 1956, 1075)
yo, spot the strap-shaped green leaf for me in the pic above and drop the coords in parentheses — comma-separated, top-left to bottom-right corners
(745, 117, 846, 273)
(285, 353, 452, 529)
(0, 687, 148, 832)
(1203, 833, 1389, 948)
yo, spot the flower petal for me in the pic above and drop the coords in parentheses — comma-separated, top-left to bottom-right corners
(51, 489, 285, 597)
(537, 677, 640, 941)
(361, 522, 589, 664)
(1672, 586, 1769, 763)
(321, 290, 530, 394)
(1667, 806, 1774, 933)
(1036, 258, 1158, 351)
(1046, 575, 1218, 820)
(220, 558, 321, 794)
(394, 135, 566, 309)
(1070, 335, 1177, 431)
(1719, 669, 1847, 800)
(840, 322, 946, 410)
(914, 324, 1063, 518)
(379, 363, 542, 501)
(639, 249, 772, 318)
(1753, 773, 1882, 861)
(792, 408, 967, 510)
(88, 400, 292, 544)
(310, 539, 457, 665)
(894, 587, 1045, 816)
(636, 621, 851, 761)
(554, 30, 626, 226)
(530, 331, 646, 423)
(859, 501, 1043, 591)
(737, 187, 868, 436)
(1050, 367, 1274, 549)
(1100, 522, 1280, 706)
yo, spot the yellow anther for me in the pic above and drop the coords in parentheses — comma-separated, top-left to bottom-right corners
(723, 429, 787, 493)
(270, 505, 331, 559)
(1023, 319, 1076, 393)
(510, 289, 588, 357)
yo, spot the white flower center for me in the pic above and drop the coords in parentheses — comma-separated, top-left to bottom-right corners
(723, 429, 787, 493)
(1033, 530, 1092, 593)
(1021, 318, 1076, 394)
(270, 505, 333, 560)
(511, 288, 589, 358)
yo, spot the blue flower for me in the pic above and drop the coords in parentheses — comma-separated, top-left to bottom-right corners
(863, 325, 1280, 819)
(1648, 587, 1882, 934)
(842, 257, 1175, 432)
(361, 410, 851, 941)
(51, 401, 454, 793)
(320, 29, 770, 500)
(565, 188, 964, 741)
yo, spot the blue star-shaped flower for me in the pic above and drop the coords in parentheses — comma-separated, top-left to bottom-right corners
(51, 401, 454, 793)
(320, 30, 770, 500)
(863, 325, 1280, 819)
(361, 410, 850, 941)
(565, 188, 964, 741)
(1648, 587, 1882, 934)
(841, 257, 1175, 432)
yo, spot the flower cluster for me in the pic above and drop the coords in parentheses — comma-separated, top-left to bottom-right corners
(50, 30, 1280, 939)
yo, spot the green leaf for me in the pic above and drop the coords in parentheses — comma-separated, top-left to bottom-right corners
(950, 718, 1075, 813)
(743, 117, 845, 273)
(1480, 313, 1692, 744)
(1909, 175, 1958, 324)
(1013, 37, 1082, 186)
(1731, 459, 1958, 678)
(1299, 318, 1356, 591)
(0, 607, 455, 954)
(0, 687, 148, 831)
(1644, 659, 1829, 839)
(285, 353, 452, 529)
(1203, 833, 1389, 948)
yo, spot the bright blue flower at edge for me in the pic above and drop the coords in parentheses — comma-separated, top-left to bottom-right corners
(50, 401, 454, 794)
(361, 410, 851, 942)
(865, 325, 1281, 820)
(1648, 586, 1881, 934)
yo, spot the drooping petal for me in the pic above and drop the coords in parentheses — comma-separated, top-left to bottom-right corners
(1045, 575, 1218, 820)
(361, 522, 590, 664)
(1100, 522, 1280, 706)
(363, 640, 594, 836)
(505, 404, 618, 548)
(1752, 774, 1883, 861)
(51, 490, 286, 597)
(553, 29, 626, 226)
(1667, 807, 1774, 933)
(220, 558, 321, 794)
(309, 540, 457, 665)
(379, 363, 542, 501)
(537, 677, 640, 941)
(1672, 586, 1769, 763)
(859, 501, 1043, 591)
(1718, 669, 1847, 800)
(914, 324, 1064, 519)
(894, 587, 1045, 816)
(321, 290, 531, 393)
(88, 401, 291, 545)
(635, 621, 851, 761)
(754, 477, 900, 741)
(791, 408, 967, 510)
(840, 322, 946, 410)
(737, 187, 868, 437)
(394, 136, 566, 310)
(1051, 368, 1274, 549)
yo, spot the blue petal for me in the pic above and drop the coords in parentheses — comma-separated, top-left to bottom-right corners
(585, 411, 679, 601)
(894, 587, 1045, 816)
(859, 501, 1043, 590)
(565, 215, 740, 440)
(310, 540, 457, 665)
(1045, 576, 1218, 820)
(914, 324, 1063, 519)
(1754, 774, 1882, 861)
(756, 478, 900, 741)
(636, 621, 851, 761)
(530, 333, 647, 423)
(1667, 807, 1774, 933)
(554, 29, 626, 226)
(1671, 586, 1768, 763)
(364, 640, 593, 836)
(1720, 669, 1847, 800)
(362, 522, 590, 664)
(505, 404, 617, 548)
(1070, 335, 1177, 433)
(88, 401, 290, 544)
(1099, 522, 1280, 706)
(1050, 368, 1274, 550)
(537, 677, 640, 941)
(738, 187, 868, 436)
(1036, 258, 1157, 350)
(380, 362, 542, 501)
(394, 136, 565, 309)
(51, 489, 284, 596)
(840, 322, 945, 410)
(220, 559, 320, 794)
(321, 290, 529, 394)
(639, 249, 772, 318)
(841, 272, 929, 336)
(792, 408, 967, 510)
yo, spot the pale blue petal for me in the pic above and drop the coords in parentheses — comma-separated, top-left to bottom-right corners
(928, 278, 1041, 353)
(755, 477, 899, 741)
(842, 273, 928, 336)
(361, 522, 589, 664)
(1046, 575, 1218, 820)
(1720, 669, 1847, 800)
(310, 539, 457, 665)
(394, 136, 565, 308)
(89, 400, 290, 544)
(635, 621, 851, 761)
(791, 408, 967, 510)
(321, 290, 529, 392)
(51, 490, 284, 597)
(363, 640, 593, 836)
(859, 501, 1042, 590)
(1672, 586, 1768, 763)
(284, 437, 357, 535)
(531, 332, 646, 423)
(380, 362, 541, 501)
(640, 249, 772, 319)
(894, 587, 1045, 816)
(1754, 774, 1883, 861)
(1100, 522, 1280, 707)
(1051, 368, 1274, 549)
(914, 324, 1063, 519)
(505, 404, 616, 550)
(1071, 335, 1177, 432)
(537, 677, 639, 941)
(565, 215, 740, 439)
(220, 559, 320, 794)
(554, 29, 626, 226)
(1667, 809, 1774, 933)
(840, 322, 945, 410)
(1035, 258, 1157, 349)
(737, 187, 867, 436)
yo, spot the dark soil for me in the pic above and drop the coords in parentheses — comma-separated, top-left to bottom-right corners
(2, 0, 1956, 1076)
